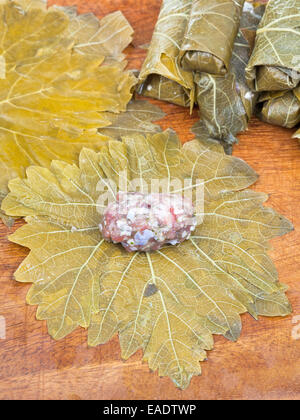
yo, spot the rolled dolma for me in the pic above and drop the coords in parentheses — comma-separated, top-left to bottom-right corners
(257, 87, 300, 128)
(138, 0, 195, 109)
(246, 0, 300, 92)
(192, 2, 264, 151)
(179, 0, 245, 75)
(193, 70, 248, 151)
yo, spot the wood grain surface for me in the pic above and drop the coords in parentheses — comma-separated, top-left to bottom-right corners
(0, 0, 299, 400)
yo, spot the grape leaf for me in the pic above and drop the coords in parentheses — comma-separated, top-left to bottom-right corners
(59, 6, 134, 66)
(0, 192, 14, 227)
(246, 0, 300, 91)
(11, 0, 47, 10)
(2, 130, 293, 389)
(99, 100, 165, 139)
(0, 0, 136, 223)
(293, 129, 300, 140)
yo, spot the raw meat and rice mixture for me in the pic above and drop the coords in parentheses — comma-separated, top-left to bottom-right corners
(100, 192, 197, 252)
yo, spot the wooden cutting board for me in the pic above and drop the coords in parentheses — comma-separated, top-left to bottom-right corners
(0, 0, 299, 400)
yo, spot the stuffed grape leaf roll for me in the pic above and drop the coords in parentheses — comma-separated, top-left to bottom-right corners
(179, 0, 245, 75)
(246, 0, 300, 92)
(192, 2, 264, 152)
(257, 88, 300, 128)
(138, 0, 195, 109)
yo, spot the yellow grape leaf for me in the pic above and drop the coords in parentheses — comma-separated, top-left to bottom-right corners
(58, 5, 134, 66)
(0, 0, 136, 222)
(293, 129, 300, 141)
(99, 100, 165, 139)
(2, 130, 293, 389)
(0, 192, 14, 226)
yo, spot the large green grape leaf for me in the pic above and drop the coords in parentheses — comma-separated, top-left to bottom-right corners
(2, 130, 293, 389)
(0, 0, 137, 223)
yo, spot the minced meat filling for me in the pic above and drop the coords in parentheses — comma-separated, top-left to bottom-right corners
(100, 192, 197, 252)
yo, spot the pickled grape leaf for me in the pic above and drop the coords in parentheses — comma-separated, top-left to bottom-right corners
(2, 130, 293, 389)
(0, 193, 14, 227)
(179, 0, 245, 74)
(60, 7, 134, 66)
(0, 0, 136, 224)
(246, 0, 300, 91)
(257, 89, 300, 128)
(293, 129, 300, 140)
(137, 0, 195, 110)
(7, 0, 46, 9)
(99, 100, 165, 139)
(192, 2, 264, 151)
